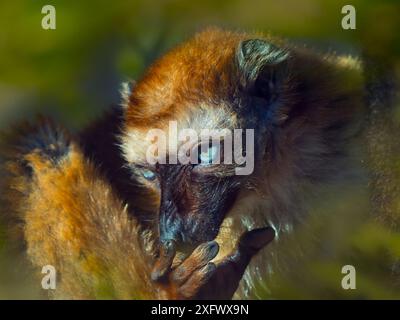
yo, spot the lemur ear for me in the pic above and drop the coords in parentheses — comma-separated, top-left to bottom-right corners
(120, 80, 136, 109)
(236, 39, 289, 98)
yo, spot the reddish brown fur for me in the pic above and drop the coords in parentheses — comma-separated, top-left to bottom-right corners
(0, 119, 255, 300)
(1, 28, 366, 299)
(0, 122, 157, 298)
(122, 28, 365, 297)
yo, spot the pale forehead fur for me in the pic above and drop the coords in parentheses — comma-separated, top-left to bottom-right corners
(120, 102, 238, 164)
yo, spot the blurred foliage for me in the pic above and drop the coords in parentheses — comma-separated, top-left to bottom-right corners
(0, 0, 400, 299)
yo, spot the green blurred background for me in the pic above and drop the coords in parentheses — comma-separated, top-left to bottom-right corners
(0, 0, 400, 299)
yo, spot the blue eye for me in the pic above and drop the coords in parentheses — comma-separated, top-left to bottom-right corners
(142, 170, 156, 181)
(199, 145, 219, 165)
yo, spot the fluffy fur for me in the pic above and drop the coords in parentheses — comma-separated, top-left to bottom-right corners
(0, 120, 156, 299)
(0, 28, 366, 299)
(120, 28, 365, 297)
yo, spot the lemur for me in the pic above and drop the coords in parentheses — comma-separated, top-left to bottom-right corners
(0, 28, 367, 299)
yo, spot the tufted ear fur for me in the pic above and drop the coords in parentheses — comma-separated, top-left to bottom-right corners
(120, 80, 136, 109)
(236, 39, 289, 100)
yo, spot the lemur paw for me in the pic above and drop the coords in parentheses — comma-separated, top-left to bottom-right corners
(151, 227, 275, 300)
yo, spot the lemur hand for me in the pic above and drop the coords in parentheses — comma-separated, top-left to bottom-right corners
(151, 227, 275, 299)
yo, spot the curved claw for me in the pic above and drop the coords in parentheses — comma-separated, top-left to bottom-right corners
(151, 240, 176, 281)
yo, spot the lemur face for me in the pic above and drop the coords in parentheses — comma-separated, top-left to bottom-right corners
(120, 29, 289, 249)
(121, 103, 247, 248)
